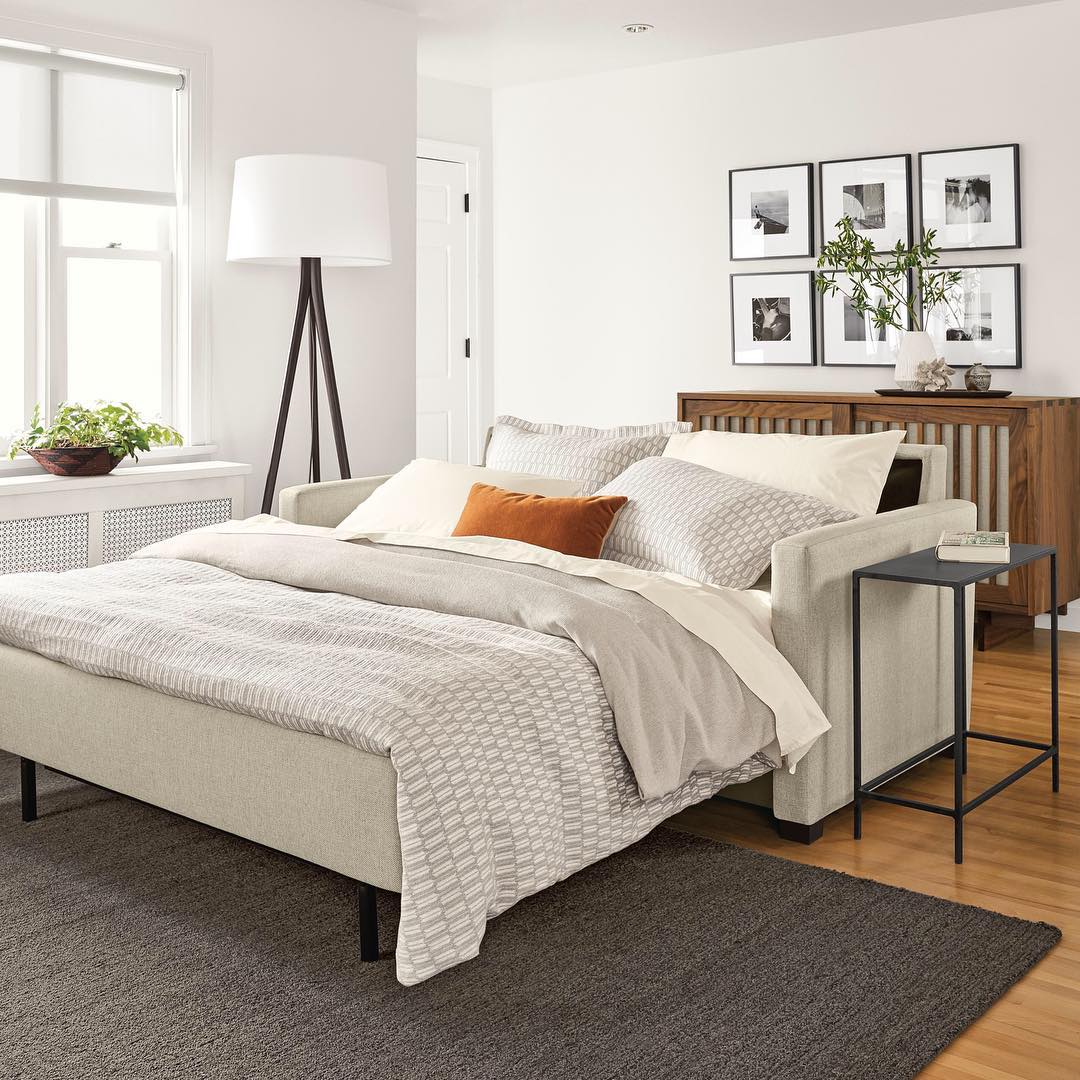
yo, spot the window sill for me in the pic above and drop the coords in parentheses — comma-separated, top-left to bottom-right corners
(0, 443, 222, 478)
(0, 458, 251, 497)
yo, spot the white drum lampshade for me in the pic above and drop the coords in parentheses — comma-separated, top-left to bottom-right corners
(226, 154, 391, 266)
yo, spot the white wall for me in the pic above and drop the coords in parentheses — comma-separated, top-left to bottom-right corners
(492, 2, 1080, 426)
(418, 76, 495, 443)
(0, 0, 417, 511)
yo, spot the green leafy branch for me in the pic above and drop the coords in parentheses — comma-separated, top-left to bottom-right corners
(815, 217, 962, 333)
(8, 401, 184, 462)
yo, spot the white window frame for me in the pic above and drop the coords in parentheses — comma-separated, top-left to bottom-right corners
(0, 18, 208, 470)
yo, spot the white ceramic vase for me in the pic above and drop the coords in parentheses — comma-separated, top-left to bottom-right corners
(894, 329, 937, 390)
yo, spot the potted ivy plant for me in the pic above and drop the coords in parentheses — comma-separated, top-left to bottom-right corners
(816, 218, 962, 389)
(8, 401, 184, 477)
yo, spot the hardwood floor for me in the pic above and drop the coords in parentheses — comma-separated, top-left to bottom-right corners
(670, 629, 1080, 1079)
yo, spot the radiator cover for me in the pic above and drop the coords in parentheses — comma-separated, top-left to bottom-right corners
(0, 514, 90, 575)
(0, 462, 248, 577)
(102, 499, 233, 564)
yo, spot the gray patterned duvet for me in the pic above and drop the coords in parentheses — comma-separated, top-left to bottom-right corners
(0, 530, 782, 984)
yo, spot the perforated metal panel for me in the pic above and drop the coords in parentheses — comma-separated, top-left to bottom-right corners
(102, 498, 232, 563)
(0, 514, 90, 575)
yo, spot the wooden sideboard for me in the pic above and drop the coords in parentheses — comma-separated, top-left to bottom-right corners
(677, 392, 1080, 647)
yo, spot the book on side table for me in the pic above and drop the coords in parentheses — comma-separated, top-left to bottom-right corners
(936, 531, 1010, 563)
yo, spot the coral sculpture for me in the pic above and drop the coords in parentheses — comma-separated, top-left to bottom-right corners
(912, 357, 955, 392)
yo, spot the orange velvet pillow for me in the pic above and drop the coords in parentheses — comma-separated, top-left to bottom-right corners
(452, 483, 628, 559)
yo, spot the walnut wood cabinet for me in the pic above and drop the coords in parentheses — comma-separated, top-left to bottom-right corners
(677, 392, 1080, 646)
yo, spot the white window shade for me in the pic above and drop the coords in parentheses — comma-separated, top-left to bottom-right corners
(0, 44, 182, 205)
(0, 60, 50, 183)
(59, 72, 175, 194)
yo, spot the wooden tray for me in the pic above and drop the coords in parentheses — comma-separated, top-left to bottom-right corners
(874, 389, 1012, 398)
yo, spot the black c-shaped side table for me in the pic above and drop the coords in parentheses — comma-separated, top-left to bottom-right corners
(852, 543, 1060, 864)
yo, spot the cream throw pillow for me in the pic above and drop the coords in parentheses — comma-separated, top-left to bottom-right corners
(335, 459, 583, 537)
(663, 429, 905, 518)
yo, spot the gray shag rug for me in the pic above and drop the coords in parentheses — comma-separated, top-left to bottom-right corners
(0, 751, 1059, 1080)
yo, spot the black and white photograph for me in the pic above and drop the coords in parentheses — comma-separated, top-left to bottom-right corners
(752, 296, 791, 340)
(945, 288, 993, 341)
(843, 183, 886, 230)
(923, 264, 1020, 367)
(729, 163, 813, 260)
(750, 190, 789, 235)
(844, 295, 885, 341)
(920, 144, 1020, 250)
(820, 155, 911, 249)
(945, 175, 992, 225)
(820, 271, 911, 367)
(731, 271, 815, 365)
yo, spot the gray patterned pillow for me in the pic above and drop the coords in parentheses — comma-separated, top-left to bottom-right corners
(485, 415, 690, 495)
(596, 456, 856, 588)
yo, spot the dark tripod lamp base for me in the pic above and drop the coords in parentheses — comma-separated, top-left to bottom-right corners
(261, 256, 351, 515)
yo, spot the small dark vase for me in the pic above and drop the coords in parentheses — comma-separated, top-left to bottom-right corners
(965, 363, 992, 392)
(28, 447, 122, 477)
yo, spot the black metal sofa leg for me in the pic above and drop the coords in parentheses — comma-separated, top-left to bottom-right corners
(20, 758, 37, 823)
(774, 816, 824, 844)
(358, 881, 380, 961)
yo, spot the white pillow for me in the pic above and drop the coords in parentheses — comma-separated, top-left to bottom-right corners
(334, 459, 583, 537)
(663, 429, 904, 518)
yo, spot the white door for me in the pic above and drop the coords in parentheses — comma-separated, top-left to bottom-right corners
(416, 156, 470, 462)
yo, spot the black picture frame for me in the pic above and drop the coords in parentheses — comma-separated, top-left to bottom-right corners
(920, 263, 1022, 369)
(729, 162, 814, 261)
(818, 269, 914, 368)
(818, 153, 912, 251)
(918, 143, 1021, 251)
(730, 270, 817, 366)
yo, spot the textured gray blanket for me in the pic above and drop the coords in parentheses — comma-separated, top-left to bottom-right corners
(0, 531, 777, 984)
(139, 530, 777, 798)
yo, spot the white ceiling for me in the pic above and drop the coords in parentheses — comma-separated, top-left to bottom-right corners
(376, 0, 1051, 88)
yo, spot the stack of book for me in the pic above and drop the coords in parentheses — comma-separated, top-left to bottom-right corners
(935, 530, 1010, 563)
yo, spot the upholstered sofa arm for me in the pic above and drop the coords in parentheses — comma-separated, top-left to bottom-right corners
(278, 475, 391, 528)
(769, 499, 977, 827)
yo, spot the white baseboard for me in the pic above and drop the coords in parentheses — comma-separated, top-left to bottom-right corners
(1036, 604, 1080, 633)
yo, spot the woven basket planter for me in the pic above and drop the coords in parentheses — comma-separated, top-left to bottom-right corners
(27, 447, 122, 477)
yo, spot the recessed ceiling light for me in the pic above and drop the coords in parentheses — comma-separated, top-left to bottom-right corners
(622, 23, 654, 34)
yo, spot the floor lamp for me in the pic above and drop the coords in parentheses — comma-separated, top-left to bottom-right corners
(226, 154, 392, 514)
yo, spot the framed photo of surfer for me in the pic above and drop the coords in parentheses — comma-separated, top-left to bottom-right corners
(731, 271, 816, 366)
(729, 163, 814, 260)
(819, 154, 912, 251)
(919, 144, 1021, 250)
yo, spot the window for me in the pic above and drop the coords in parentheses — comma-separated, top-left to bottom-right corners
(0, 39, 191, 453)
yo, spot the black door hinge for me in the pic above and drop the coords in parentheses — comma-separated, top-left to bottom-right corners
(464, 193, 470, 213)
(465, 337, 471, 358)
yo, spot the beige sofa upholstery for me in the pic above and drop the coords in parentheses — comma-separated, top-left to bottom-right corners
(0, 643, 403, 890)
(278, 443, 975, 831)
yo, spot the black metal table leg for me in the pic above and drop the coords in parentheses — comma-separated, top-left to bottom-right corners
(358, 881, 380, 962)
(953, 585, 966, 864)
(852, 573, 862, 842)
(20, 758, 37, 823)
(1050, 553, 1060, 793)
